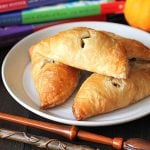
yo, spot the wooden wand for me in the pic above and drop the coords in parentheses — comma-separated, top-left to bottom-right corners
(0, 112, 150, 150)
(0, 128, 98, 150)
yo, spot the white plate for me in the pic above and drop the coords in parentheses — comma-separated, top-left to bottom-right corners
(2, 21, 150, 126)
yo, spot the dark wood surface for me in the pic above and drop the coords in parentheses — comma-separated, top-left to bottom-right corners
(0, 16, 150, 150)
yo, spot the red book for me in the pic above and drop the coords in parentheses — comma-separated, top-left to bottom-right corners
(101, 1, 125, 14)
(0, 0, 27, 13)
(0, 0, 18, 4)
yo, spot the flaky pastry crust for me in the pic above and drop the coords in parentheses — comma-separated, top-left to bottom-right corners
(29, 44, 80, 109)
(73, 66, 150, 120)
(36, 27, 129, 79)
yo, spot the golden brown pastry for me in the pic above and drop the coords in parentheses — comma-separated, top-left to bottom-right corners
(105, 31, 150, 60)
(29, 42, 80, 109)
(73, 65, 150, 120)
(36, 27, 128, 79)
(34, 27, 150, 79)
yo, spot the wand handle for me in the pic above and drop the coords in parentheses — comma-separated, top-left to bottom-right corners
(0, 112, 78, 140)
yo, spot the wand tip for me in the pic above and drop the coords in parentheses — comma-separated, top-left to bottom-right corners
(123, 138, 150, 150)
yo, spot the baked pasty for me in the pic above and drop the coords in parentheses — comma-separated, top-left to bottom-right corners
(35, 27, 150, 79)
(29, 42, 80, 109)
(36, 27, 128, 79)
(73, 65, 150, 120)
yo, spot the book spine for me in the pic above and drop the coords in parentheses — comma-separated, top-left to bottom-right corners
(0, 0, 27, 13)
(0, 25, 33, 37)
(0, 0, 120, 26)
(22, 1, 103, 24)
(0, 24, 33, 47)
(27, 0, 76, 8)
(101, 1, 124, 14)
(0, 11, 22, 26)
(0, 0, 78, 13)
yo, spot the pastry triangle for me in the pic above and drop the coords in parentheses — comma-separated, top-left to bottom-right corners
(29, 43, 80, 109)
(36, 27, 128, 79)
(73, 64, 150, 120)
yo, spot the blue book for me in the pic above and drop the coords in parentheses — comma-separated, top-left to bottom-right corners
(27, 0, 76, 8)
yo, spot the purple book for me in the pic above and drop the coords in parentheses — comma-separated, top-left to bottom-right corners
(0, 22, 54, 47)
(0, 25, 33, 47)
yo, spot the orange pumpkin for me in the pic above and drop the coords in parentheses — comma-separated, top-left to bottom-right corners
(124, 0, 150, 31)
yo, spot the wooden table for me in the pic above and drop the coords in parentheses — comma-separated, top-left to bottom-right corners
(0, 17, 150, 150)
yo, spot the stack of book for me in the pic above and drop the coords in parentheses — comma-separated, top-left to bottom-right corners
(0, 0, 125, 48)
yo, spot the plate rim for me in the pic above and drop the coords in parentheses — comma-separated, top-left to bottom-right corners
(1, 21, 150, 126)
